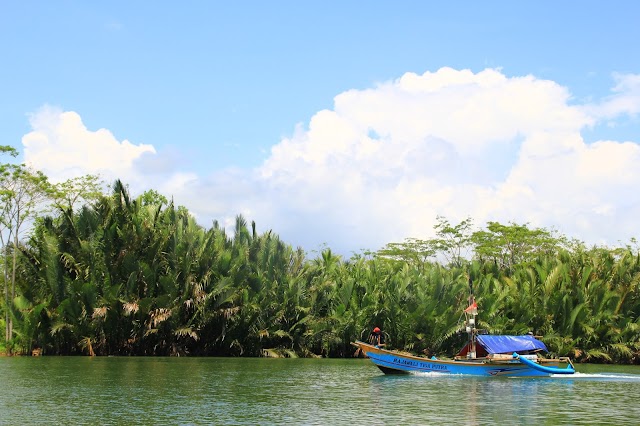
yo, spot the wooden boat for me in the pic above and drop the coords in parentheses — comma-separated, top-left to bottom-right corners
(353, 337, 574, 377)
(353, 292, 575, 377)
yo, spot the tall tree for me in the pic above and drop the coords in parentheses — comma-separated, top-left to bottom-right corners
(471, 221, 561, 270)
(0, 145, 18, 346)
(1, 147, 51, 347)
(50, 175, 104, 211)
(432, 216, 474, 267)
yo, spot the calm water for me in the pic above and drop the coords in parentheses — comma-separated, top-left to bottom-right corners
(1, 357, 640, 425)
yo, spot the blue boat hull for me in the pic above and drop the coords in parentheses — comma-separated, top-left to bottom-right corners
(354, 341, 574, 377)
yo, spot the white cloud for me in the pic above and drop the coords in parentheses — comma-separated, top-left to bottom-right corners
(23, 106, 156, 186)
(582, 73, 640, 120)
(258, 68, 640, 252)
(21, 69, 640, 255)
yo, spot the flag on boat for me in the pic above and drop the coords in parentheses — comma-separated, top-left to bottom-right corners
(464, 301, 478, 314)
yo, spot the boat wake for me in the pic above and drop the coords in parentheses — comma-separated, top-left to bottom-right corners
(549, 372, 640, 381)
(399, 370, 640, 381)
(411, 371, 454, 377)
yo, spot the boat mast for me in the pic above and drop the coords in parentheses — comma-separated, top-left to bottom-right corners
(465, 275, 478, 359)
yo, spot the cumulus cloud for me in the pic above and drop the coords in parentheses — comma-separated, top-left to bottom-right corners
(23, 106, 156, 186)
(258, 68, 640, 251)
(21, 68, 640, 255)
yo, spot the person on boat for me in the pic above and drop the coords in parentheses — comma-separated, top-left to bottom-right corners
(368, 327, 385, 347)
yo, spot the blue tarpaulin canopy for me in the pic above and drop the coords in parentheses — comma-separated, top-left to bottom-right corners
(476, 335, 548, 354)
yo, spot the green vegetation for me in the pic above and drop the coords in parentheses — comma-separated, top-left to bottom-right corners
(1, 149, 639, 362)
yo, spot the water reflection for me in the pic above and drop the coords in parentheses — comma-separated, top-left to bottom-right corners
(0, 358, 639, 425)
(362, 368, 640, 425)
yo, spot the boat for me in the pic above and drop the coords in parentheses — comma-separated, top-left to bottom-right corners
(352, 289, 575, 377)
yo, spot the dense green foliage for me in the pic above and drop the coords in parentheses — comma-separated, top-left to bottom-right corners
(2, 180, 640, 363)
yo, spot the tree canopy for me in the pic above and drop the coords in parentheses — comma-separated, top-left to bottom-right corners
(1, 148, 639, 363)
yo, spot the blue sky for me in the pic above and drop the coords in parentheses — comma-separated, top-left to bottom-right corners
(2, 2, 639, 256)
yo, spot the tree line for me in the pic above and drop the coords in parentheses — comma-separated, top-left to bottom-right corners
(1, 148, 639, 362)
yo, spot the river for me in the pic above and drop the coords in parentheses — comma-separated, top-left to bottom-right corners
(1, 357, 639, 425)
